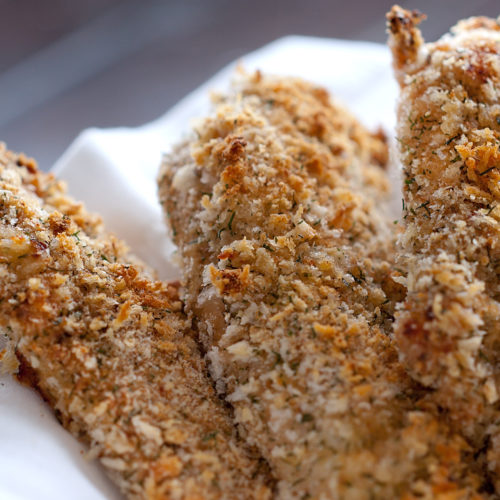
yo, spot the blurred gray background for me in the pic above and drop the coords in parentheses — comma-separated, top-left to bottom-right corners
(0, 0, 498, 170)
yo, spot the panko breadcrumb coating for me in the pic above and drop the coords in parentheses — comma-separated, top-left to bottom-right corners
(388, 5, 500, 491)
(159, 72, 490, 499)
(0, 144, 272, 500)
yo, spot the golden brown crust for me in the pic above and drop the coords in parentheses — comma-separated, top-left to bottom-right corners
(0, 143, 272, 500)
(386, 5, 426, 85)
(388, 7, 500, 493)
(159, 72, 490, 498)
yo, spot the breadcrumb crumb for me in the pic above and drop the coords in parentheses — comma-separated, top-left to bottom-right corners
(388, 5, 500, 493)
(0, 144, 272, 500)
(159, 71, 490, 498)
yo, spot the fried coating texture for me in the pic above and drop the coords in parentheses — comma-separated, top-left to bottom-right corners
(388, 5, 500, 490)
(0, 144, 272, 500)
(159, 72, 491, 499)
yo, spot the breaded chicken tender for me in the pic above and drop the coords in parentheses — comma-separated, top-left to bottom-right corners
(159, 72, 490, 499)
(388, 5, 500, 489)
(0, 145, 272, 500)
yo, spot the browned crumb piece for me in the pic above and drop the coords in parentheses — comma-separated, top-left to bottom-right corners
(0, 144, 272, 500)
(13, 150, 105, 238)
(159, 72, 490, 499)
(388, 6, 500, 492)
(386, 5, 426, 85)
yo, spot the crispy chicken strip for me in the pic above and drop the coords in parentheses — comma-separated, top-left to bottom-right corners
(0, 145, 272, 500)
(388, 5, 500, 489)
(159, 72, 490, 499)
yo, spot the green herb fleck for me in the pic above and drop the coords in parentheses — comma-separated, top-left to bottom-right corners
(479, 166, 496, 176)
(228, 211, 235, 235)
(417, 201, 431, 216)
(272, 351, 283, 367)
(202, 431, 218, 442)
